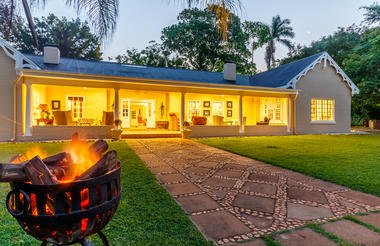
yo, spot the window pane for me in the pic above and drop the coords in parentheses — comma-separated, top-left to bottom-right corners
(311, 99, 335, 122)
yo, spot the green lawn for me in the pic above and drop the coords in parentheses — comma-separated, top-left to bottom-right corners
(0, 141, 211, 246)
(196, 134, 380, 197)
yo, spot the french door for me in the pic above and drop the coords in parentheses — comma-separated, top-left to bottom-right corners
(120, 99, 156, 129)
(120, 99, 130, 128)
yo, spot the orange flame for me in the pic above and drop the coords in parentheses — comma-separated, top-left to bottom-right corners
(62, 141, 101, 182)
(26, 146, 47, 160)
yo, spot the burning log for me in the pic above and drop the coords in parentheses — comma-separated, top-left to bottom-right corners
(89, 140, 108, 157)
(0, 139, 114, 183)
(0, 163, 28, 182)
(0, 163, 65, 182)
(24, 156, 59, 185)
(76, 151, 117, 181)
(43, 152, 72, 166)
(9, 154, 27, 164)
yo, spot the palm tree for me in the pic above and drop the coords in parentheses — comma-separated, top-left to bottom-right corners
(265, 15, 295, 69)
(3, 0, 240, 49)
(243, 21, 271, 67)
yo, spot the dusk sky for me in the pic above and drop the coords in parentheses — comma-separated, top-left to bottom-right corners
(30, 0, 374, 71)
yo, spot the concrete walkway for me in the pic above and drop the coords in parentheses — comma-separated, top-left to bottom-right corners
(127, 138, 380, 245)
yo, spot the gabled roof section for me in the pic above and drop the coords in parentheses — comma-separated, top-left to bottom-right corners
(24, 54, 251, 86)
(0, 38, 40, 71)
(249, 51, 359, 95)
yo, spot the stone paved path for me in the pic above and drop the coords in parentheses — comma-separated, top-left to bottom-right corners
(127, 138, 380, 245)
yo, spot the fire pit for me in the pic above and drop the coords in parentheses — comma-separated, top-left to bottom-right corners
(2, 138, 121, 246)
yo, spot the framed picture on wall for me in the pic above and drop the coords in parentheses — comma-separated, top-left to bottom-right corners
(52, 100, 61, 110)
(227, 110, 233, 117)
(227, 101, 233, 108)
(203, 110, 210, 116)
(203, 101, 210, 108)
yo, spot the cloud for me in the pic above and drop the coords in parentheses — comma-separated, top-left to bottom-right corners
(306, 30, 312, 35)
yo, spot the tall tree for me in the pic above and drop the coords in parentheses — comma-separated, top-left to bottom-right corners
(243, 21, 271, 68)
(344, 27, 380, 124)
(161, 8, 252, 74)
(8, 14, 102, 60)
(280, 25, 362, 66)
(360, 2, 380, 25)
(3, 0, 241, 48)
(265, 15, 295, 69)
(115, 41, 185, 68)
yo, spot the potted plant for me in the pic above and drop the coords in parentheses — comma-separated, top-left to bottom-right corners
(257, 117, 270, 125)
(110, 119, 123, 140)
(182, 121, 192, 139)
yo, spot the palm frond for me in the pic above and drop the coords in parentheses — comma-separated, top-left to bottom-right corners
(65, 0, 119, 40)
(177, 0, 242, 40)
(278, 38, 293, 49)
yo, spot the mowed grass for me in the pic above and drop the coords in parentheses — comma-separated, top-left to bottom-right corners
(196, 134, 380, 197)
(0, 141, 211, 246)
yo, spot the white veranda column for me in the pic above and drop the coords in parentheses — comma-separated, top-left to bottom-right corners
(180, 92, 185, 132)
(239, 95, 243, 133)
(287, 96, 291, 132)
(114, 88, 120, 120)
(24, 83, 32, 136)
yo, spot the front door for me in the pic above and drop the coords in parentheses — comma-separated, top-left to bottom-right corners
(120, 99, 130, 128)
(146, 100, 156, 128)
(120, 99, 156, 129)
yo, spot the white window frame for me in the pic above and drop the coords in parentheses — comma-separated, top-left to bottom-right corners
(260, 98, 283, 124)
(66, 95, 85, 119)
(188, 100, 201, 121)
(310, 98, 336, 124)
(212, 101, 224, 117)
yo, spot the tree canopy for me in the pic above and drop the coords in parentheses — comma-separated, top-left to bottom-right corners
(161, 8, 252, 74)
(116, 8, 254, 75)
(2, 12, 102, 60)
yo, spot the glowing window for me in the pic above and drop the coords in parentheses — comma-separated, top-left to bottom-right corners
(311, 99, 335, 122)
(67, 96, 85, 119)
(188, 100, 201, 121)
(212, 101, 224, 116)
(261, 98, 282, 123)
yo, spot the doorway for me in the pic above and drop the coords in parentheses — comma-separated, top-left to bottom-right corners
(120, 99, 156, 129)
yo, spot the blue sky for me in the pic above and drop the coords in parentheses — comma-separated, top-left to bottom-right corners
(30, 0, 374, 71)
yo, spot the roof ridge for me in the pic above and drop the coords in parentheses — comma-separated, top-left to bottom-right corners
(23, 53, 250, 77)
(252, 51, 326, 77)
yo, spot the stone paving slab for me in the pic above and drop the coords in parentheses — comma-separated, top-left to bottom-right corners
(176, 194, 221, 214)
(355, 213, 380, 228)
(288, 187, 328, 204)
(164, 183, 201, 196)
(191, 211, 251, 240)
(242, 182, 277, 195)
(321, 219, 380, 246)
(233, 194, 275, 213)
(287, 202, 333, 220)
(275, 228, 338, 246)
(127, 139, 380, 245)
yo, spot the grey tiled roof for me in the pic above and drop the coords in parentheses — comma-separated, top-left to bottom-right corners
(24, 52, 325, 89)
(249, 52, 325, 88)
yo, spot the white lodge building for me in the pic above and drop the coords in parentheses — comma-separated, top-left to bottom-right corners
(0, 39, 359, 141)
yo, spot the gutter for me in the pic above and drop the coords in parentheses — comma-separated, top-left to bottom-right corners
(21, 69, 299, 94)
(22, 74, 299, 96)
(292, 91, 299, 135)
(12, 73, 23, 142)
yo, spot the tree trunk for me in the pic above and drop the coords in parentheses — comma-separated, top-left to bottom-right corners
(21, 0, 39, 50)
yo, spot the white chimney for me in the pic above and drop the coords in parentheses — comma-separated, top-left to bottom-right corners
(44, 45, 60, 64)
(223, 62, 236, 81)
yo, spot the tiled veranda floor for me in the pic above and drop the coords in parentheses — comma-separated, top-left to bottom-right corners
(127, 139, 380, 245)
